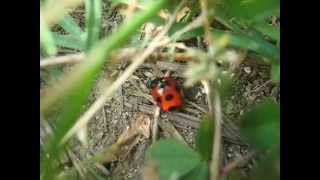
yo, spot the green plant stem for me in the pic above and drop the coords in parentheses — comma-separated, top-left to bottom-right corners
(85, 0, 102, 51)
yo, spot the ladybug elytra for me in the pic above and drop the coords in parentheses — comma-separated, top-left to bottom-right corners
(149, 75, 184, 112)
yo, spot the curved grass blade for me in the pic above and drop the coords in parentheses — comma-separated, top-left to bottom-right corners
(223, 0, 279, 23)
(252, 22, 280, 42)
(52, 33, 85, 50)
(211, 29, 280, 61)
(40, 14, 57, 56)
(168, 22, 279, 62)
(59, 14, 84, 37)
(85, 0, 102, 51)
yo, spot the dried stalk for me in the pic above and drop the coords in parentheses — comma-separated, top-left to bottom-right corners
(210, 88, 223, 180)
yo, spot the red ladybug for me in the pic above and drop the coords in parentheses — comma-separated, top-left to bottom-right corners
(149, 75, 184, 112)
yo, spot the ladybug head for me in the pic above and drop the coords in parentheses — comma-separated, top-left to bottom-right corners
(147, 78, 166, 89)
(147, 78, 159, 89)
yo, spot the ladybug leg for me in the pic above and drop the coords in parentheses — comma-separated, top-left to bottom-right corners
(164, 71, 171, 77)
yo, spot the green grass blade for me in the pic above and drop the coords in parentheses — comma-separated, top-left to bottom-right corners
(59, 14, 84, 37)
(252, 22, 280, 42)
(40, 15, 57, 56)
(40, 0, 169, 178)
(85, 0, 102, 51)
(169, 22, 280, 61)
(196, 115, 214, 161)
(223, 0, 279, 23)
(52, 33, 85, 50)
(211, 29, 280, 61)
(271, 62, 280, 82)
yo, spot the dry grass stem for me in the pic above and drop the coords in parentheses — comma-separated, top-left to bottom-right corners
(210, 88, 223, 180)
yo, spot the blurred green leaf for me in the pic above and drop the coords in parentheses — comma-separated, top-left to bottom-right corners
(240, 98, 280, 150)
(228, 170, 243, 180)
(212, 29, 280, 61)
(196, 115, 214, 161)
(168, 23, 279, 61)
(58, 14, 84, 37)
(147, 139, 201, 180)
(218, 73, 234, 101)
(215, 10, 244, 33)
(224, 0, 279, 23)
(252, 22, 280, 42)
(178, 161, 209, 180)
(85, 0, 102, 51)
(110, 0, 129, 7)
(40, 66, 64, 86)
(271, 62, 280, 82)
(169, 22, 204, 41)
(40, 16, 57, 56)
(249, 145, 279, 180)
(52, 33, 86, 50)
(129, 33, 143, 47)
(184, 59, 219, 87)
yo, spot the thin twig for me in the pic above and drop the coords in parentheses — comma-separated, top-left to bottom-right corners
(199, 0, 214, 44)
(211, 88, 223, 180)
(152, 107, 161, 143)
(93, 163, 110, 177)
(40, 53, 85, 68)
(67, 150, 86, 179)
(202, 80, 223, 180)
(202, 80, 213, 114)
(40, 49, 195, 68)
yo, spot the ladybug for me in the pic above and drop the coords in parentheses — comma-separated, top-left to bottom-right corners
(148, 75, 184, 112)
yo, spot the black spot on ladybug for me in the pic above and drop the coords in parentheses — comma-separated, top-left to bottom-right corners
(168, 106, 177, 111)
(156, 97, 162, 103)
(165, 94, 174, 101)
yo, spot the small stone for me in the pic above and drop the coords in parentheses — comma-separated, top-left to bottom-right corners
(244, 67, 251, 74)
(160, 113, 168, 118)
(144, 71, 153, 78)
